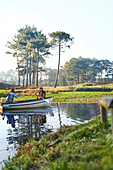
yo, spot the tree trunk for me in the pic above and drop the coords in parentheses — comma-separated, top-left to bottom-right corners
(36, 50, 39, 87)
(23, 74, 25, 87)
(23, 61, 25, 87)
(54, 41, 61, 88)
(17, 55, 20, 86)
(112, 72, 113, 80)
(32, 54, 35, 85)
(26, 51, 28, 86)
(77, 74, 79, 83)
(101, 72, 103, 82)
(29, 51, 31, 86)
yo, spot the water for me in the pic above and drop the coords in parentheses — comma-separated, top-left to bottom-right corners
(0, 103, 101, 168)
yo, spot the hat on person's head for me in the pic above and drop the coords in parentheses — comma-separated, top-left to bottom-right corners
(11, 88, 14, 92)
(40, 87, 43, 90)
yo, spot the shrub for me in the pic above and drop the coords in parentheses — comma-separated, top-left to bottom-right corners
(83, 83, 93, 86)
(75, 87, 113, 92)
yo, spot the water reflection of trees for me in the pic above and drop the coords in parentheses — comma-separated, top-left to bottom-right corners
(56, 103, 62, 127)
(56, 103, 100, 121)
(5, 114, 53, 148)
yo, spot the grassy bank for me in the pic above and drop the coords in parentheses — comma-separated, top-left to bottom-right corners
(47, 91, 113, 103)
(3, 117, 113, 169)
(1, 91, 113, 103)
(12, 91, 113, 103)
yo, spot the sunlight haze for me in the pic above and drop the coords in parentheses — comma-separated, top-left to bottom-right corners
(0, 0, 113, 72)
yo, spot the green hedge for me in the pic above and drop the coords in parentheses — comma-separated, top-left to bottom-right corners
(75, 87, 113, 92)
(83, 83, 93, 86)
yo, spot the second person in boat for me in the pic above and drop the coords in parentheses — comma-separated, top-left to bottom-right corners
(35, 87, 46, 99)
(6, 88, 18, 103)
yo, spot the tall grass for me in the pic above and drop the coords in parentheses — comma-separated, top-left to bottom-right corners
(0, 90, 6, 98)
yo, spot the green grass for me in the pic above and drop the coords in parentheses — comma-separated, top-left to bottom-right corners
(14, 95, 36, 101)
(1, 91, 113, 103)
(47, 91, 113, 103)
(3, 117, 113, 170)
(0, 90, 7, 98)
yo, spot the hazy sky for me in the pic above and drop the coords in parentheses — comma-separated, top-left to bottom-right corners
(0, 0, 113, 72)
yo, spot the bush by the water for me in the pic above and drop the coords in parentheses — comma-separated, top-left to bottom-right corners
(83, 83, 93, 86)
(75, 87, 113, 92)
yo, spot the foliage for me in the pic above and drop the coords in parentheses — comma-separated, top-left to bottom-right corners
(3, 117, 113, 170)
(6, 25, 50, 87)
(39, 68, 57, 87)
(0, 70, 17, 85)
(60, 57, 113, 85)
(49, 31, 74, 88)
(1, 56, 113, 87)
(83, 83, 93, 86)
(75, 87, 113, 92)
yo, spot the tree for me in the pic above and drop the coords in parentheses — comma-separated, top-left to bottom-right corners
(30, 31, 50, 86)
(63, 57, 110, 84)
(45, 68, 57, 86)
(59, 66, 68, 86)
(0, 69, 17, 84)
(65, 57, 90, 83)
(6, 25, 50, 87)
(49, 31, 74, 88)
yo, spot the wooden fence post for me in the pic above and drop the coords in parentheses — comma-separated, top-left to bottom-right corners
(110, 109, 113, 134)
(100, 104, 107, 123)
(99, 97, 113, 135)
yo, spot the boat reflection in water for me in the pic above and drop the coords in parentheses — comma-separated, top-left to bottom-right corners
(0, 107, 54, 145)
(0, 107, 55, 168)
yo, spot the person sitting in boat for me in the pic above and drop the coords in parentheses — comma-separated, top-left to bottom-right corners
(35, 87, 46, 99)
(6, 88, 18, 103)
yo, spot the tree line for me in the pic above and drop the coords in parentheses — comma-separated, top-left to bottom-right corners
(0, 70, 17, 85)
(59, 57, 113, 85)
(0, 57, 113, 86)
(6, 25, 73, 87)
(34, 56, 113, 86)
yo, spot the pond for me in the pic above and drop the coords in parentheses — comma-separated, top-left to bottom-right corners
(0, 103, 101, 168)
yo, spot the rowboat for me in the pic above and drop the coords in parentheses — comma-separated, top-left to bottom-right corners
(0, 96, 54, 110)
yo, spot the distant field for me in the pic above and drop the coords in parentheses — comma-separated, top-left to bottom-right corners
(1, 84, 113, 103)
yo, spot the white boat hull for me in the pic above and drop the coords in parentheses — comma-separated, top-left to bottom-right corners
(0, 96, 54, 110)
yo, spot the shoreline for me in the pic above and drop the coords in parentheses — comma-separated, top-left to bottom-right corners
(3, 116, 113, 170)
